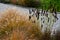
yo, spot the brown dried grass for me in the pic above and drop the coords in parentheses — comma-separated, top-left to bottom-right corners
(0, 9, 42, 40)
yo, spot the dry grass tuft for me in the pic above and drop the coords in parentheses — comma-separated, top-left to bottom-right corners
(0, 9, 59, 40)
(0, 9, 42, 40)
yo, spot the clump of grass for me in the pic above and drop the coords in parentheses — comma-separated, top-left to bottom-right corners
(0, 9, 60, 40)
(0, 9, 42, 40)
